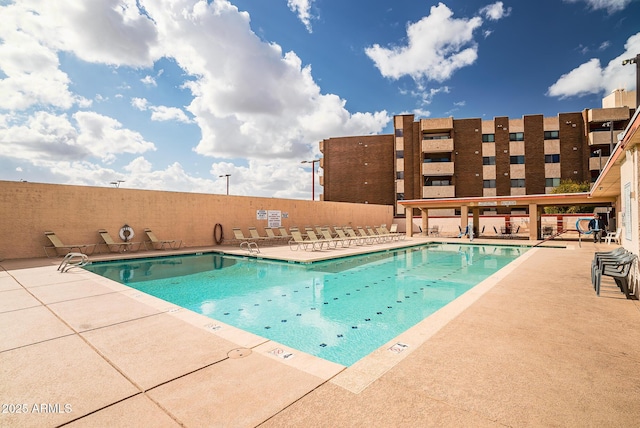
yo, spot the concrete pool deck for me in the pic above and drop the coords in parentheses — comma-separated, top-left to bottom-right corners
(1, 237, 639, 427)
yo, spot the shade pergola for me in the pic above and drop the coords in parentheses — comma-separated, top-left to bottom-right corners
(398, 193, 616, 240)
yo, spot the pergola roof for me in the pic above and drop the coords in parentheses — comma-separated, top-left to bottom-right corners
(399, 193, 616, 211)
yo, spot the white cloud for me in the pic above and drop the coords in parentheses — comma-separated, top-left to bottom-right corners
(287, 0, 315, 33)
(0, 24, 76, 110)
(149, 105, 192, 123)
(547, 32, 640, 99)
(141, 75, 157, 86)
(0, 110, 156, 164)
(209, 159, 317, 199)
(143, 0, 389, 160)
(0, 0, 389, 198)
(131, 97, 192, 123)
(480, 2, 511, 20)
(412, 109, 432, 118)
(33, 0, 159, 66)
(563, 0, 633, 14)
(74, 111, 157, 162)
(0, 0, 156, 111)
(131, 97, 149, 110)
(365, 3, 497, 83)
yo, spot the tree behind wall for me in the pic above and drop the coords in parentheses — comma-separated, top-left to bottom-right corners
(544, 180, 593, 213)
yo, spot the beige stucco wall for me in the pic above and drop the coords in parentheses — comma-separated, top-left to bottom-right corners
(619, 146, 639, 255)
(0, 181, 393, 259)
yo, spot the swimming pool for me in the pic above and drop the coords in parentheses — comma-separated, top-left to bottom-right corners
(85, 243, 527, 366)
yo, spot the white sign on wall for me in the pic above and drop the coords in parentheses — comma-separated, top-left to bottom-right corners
(256, 210, 267, 220)
(268, 210, 282, 228)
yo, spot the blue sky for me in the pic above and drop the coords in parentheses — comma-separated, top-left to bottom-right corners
(1, 0, 638, 199)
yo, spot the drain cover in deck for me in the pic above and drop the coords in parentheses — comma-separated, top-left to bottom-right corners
(227, 348, 252, 359)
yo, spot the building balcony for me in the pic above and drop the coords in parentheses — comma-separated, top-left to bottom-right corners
(419, 117, 453, 131)
(422, 138, 454, 153)
(587, 107, 630, 123)
(422, 161, 454, 176)
(423, 185, 455, 198)
(588, 131, 616, 146)
(589, 156, 608, 171)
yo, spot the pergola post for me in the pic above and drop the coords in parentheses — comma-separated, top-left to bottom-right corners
(529, 203, 539, 241)
(421, 209, 429, 236)
(472, 207, 480, 236)
(405, 211, 413, 238)
(460, 205, 469, 233)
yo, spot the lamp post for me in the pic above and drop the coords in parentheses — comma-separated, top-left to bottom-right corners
(301, 159, 320, 201)
(603, 121, 614, 154)
(622, 54, 639, 108)
(219, 174, 230, 195)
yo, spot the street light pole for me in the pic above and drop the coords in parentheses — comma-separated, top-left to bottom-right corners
(301, 159, 320, 201)
(219, 174, 230, 195)
(595, 149, 602, 174)
(622, 53, 639, 109)
(603, 121, 614, 154)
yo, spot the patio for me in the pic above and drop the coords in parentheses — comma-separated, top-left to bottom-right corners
(1, 238, 639, 427)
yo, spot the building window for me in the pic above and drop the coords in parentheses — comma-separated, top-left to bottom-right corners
(395, 129, 403, 137)
(509, 132, 524, 141)
(483, 179, 496, 188)
(396, 171, 404, 180)
(545, 178, 561, 187)
(424, 177, 451, 186)
(396, 150, 404, 159)
(396, 193, 405, 200)
(423, 132, 451, 140)
(510, 155, 525, 164)
(423, 154, 451, 162)
(482, 156, 496, 165)
(544, 154, 560, 163)
(510, 179, 525, 188)
(482, 134, 495, 142)
(544, 130, 559, 139)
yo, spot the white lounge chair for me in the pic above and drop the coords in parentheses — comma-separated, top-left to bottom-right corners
(144, 229, 182, 250)
(604, 228, 622, 245)
(43, 231, 97, 257)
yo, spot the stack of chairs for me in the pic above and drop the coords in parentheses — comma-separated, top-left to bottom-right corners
(591, 247, 637, 298)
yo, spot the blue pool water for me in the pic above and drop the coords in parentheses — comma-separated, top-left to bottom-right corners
(84, 243, 527, 366)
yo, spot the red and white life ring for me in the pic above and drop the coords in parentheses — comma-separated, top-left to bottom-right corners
(119, 225, 135, 242)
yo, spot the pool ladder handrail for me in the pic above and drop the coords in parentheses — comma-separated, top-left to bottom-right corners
(240, 241, 260, 254)
(58, 252, 89, 273)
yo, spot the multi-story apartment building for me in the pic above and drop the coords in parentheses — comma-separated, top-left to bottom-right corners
(319, 89, 635, 217)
